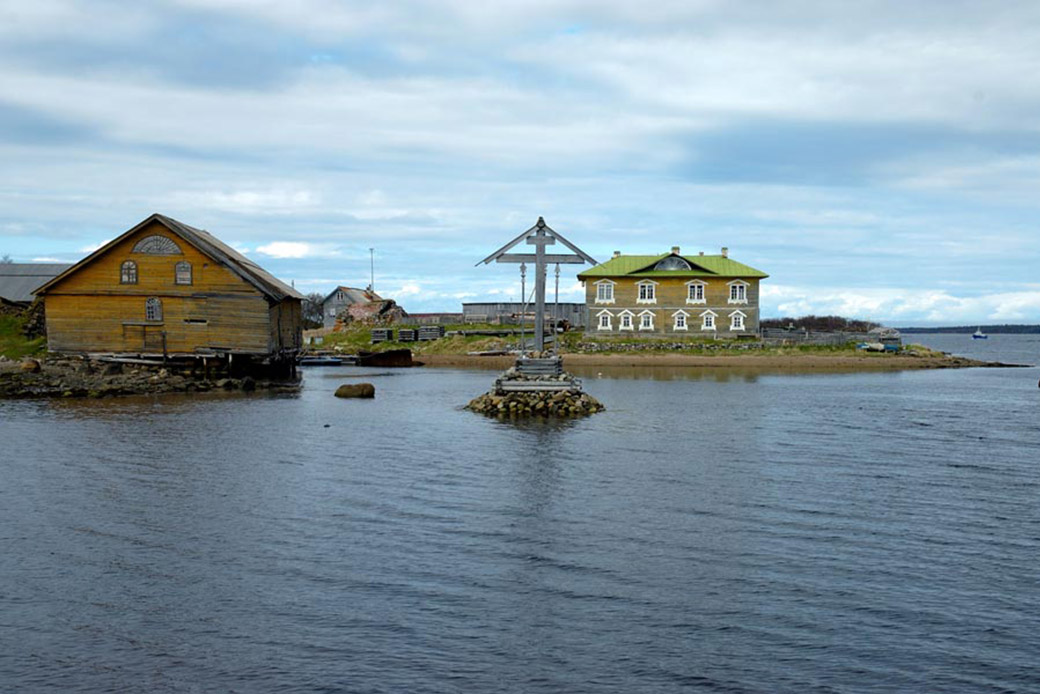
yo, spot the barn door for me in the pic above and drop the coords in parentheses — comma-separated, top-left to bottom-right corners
(144, 327, 165, 353)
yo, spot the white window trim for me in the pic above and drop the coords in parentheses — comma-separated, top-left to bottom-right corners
(685, 280, 706, 305)
(730, 310, 747, 331)
(618, 309, 635, 331)
(727, 279, 749, 305)
(672, 309, 689, 331)
(636, 280, 659, 305)
(594, 279, 616, 305)
(596, 309, 613, 331)
(700, 309, 717, 331)
(638, 309, 655, 331)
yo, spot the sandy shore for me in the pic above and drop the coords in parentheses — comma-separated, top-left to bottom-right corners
(419, 352, 1003, 372)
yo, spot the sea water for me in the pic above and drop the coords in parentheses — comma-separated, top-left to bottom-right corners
(2, 335, 1039, 692)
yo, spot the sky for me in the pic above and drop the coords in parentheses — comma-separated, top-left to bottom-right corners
(3, 0, 1040, 324)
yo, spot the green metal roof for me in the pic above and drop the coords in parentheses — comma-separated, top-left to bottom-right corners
(577, 253, 768, 279)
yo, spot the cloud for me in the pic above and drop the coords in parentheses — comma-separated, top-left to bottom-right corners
(78, 240, 111, 253)
(255, 241, 315, 258)
(31, 256, 62, 262)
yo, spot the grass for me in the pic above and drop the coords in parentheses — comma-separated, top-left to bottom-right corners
(0, 314, 46, 360)
(312, 323, 923, 358)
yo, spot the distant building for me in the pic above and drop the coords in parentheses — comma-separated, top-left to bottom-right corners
(577, 246, 768, 336)
(34, 213, 303, 358)
(0, 263, 71, 307)
(321, 286, 382, 328)
(462, 302, 587, 327)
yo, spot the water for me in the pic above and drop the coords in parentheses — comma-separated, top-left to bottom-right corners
(3, 338, 1040, 692)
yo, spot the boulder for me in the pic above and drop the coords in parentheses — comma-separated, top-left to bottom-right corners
(20, 359, 41, 373)
(335, 383, 375, 398)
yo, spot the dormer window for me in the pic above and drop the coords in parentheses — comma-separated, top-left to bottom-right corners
(636, 280, 658, 304)
(175, 261, 192, 285)
(653, 255, 692, 271)
(120, 260, 137, 284)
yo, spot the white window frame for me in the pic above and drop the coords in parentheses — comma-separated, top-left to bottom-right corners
(594, 279, 616, 305)
(636, 280, 658, 305)
(700, 310, 717, 331)
(145, 297, 163, 322)
(730, 310, 747, 331)
(596, 310, 613, 331)
(727, 280, 749, 305)
(672, 310, 689, 331)
(174, 261, 192, 286)
(619, 310, 634, 331)
(685, 280, 706, 305)
(638, 310, 655, 331)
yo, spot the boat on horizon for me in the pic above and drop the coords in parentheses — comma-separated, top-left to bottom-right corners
(972, 327, 988, 340)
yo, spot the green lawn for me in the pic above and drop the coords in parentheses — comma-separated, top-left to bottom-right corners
(0, 314, 46, 360)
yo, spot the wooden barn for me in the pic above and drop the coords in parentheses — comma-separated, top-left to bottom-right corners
(34, 214, 303, 370)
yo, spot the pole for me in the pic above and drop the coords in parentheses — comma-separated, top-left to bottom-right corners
(369, 248, 374, 292)
(554, 263, 560, 353)
(519, 262, 526, 353)
(533, 228, 546, 352)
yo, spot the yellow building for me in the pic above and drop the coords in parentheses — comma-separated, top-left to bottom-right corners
(35, 213, 303, 359)
(577, 246, 768, 336)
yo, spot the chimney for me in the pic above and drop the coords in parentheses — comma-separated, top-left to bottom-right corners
(613, 250, 621, 258)
(721, 247, 728, 258)
(671, 246, 680, 254)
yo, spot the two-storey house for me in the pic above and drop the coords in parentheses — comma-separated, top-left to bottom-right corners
(577, 246, 768, 336)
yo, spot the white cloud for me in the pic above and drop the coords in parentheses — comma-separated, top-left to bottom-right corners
(78, 239, 110, 253)
(255, 241, 315, 258)
(31, 256, 62, 262)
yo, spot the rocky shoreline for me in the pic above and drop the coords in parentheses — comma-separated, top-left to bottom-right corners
(0, 356, 300, 399)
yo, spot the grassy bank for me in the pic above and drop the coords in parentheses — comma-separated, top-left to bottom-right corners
(312, 323, 948, 360)
(0, 314, 46, 360)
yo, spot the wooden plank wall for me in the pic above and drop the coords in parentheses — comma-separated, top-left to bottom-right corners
(43, 221, 282, 354)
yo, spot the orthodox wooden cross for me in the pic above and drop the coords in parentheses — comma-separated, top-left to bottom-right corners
(478, 217, 597, 352)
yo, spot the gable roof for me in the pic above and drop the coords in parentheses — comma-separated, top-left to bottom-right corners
(34, 213, 304, 302)
(0, 263, 72, 303)
(577, 252, 768, 280)
(322, 286, 382, 305)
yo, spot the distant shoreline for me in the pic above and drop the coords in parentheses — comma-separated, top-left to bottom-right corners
(420, 352, 1020, 372)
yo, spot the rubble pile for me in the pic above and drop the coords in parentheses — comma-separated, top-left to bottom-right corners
(465, 364, 604, 418)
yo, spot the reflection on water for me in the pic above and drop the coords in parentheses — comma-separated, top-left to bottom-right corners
(3, 357, 1040, 692)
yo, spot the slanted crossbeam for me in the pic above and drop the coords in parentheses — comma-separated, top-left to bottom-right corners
(477, 217, 597, 352)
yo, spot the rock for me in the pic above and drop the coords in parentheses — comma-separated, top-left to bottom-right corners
(20, 359, 41, 373)
(103, 362, 123, 376)
(240, 376, 256, 392)
(335, 383, 375, 398)
(215, 378, 234, 390)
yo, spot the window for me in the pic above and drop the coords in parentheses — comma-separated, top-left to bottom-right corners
(637, 281, 657, 304)
(673, 311, 688, 331)
(597, 311, 612, 330)
(145, 297, 163, 321)
(686, 281, 705, 304)
(132, 235, 182, 255)
(730, 311, 746, 331)
(654, 256, 692, 271)
(639, 311, 655, 330)
(619, 311, 633, 331)
(595, 281, 615, 304)
(728, 281, 748, 304)
(701, 311, 716, 330)
(175, 261, 192, 285)
(120, 260, 137, 284)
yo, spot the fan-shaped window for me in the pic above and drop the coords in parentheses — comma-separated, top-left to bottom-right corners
(175, 261, 192, 285)
(120, 260, 137, 284)
(145, 297, 163, 321)
(133, 235, 182, 255)
(654, 256, 692, 271)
